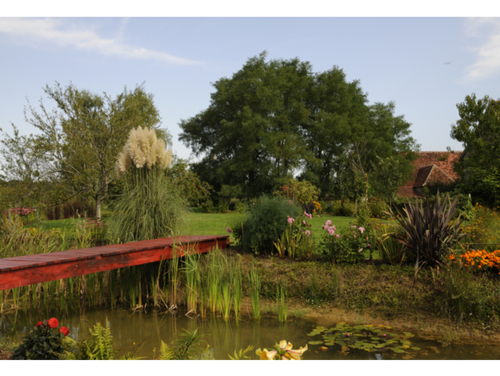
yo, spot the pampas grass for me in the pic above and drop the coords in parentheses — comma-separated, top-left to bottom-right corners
(112, 126, 186, 243)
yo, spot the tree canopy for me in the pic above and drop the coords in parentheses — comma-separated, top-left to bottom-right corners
(5, 82, 167, 217)
(451, 93, 500, 205)
(179, 52, 419, 199)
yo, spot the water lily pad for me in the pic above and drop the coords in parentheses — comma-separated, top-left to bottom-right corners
(403, 332, 415, 338)
(391, 348, 405, 354)
(411, 347, 420, 351)
(308, 341, 324, 345)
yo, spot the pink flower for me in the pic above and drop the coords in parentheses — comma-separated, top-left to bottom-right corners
(336, 234, 340, 238)
(359, 227, 365, 234)
(303, 220, 306, 225)
(305, 230, 311, 236)
(367, 244, 371, 248)
(328, 228, 335, 236)
(287, 217, 295, 224)
(325, 220, 332, 227)
(329, 225, 336, 232)
(226, 227, 232, 233)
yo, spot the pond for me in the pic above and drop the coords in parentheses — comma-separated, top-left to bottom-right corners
(1, 308, 499, 360)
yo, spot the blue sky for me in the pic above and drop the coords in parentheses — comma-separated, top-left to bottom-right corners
(1, 12, 500, 162)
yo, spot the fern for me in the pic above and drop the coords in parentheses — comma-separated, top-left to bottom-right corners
(74, 320, 116, 360)
(158, 341, 174, 360)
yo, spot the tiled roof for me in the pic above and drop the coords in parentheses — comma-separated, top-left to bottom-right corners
(396, 186, 423, 198)
(397, 151, 463, 197)
(413, 165, 433, 187)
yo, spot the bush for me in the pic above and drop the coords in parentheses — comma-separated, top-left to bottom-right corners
(13, 318, 70, 360)
(273, 179, 321, 208)
(368, 197, 388, 218)
(232, 196, 301, 255)
(462, 203, 500, 248)
(331, 200, 356, 217)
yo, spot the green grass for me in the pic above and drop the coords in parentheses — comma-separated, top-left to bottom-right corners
(23, 211, 389, 246)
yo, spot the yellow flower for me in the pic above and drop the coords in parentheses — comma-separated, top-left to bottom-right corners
(278, 340, 308, 360)
(256, 348, 278, 360)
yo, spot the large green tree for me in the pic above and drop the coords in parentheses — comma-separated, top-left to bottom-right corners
(451, 93, 500, 205)
(180, 52, 418, 199)
(17, 82, 165, 218)
(180, 52, 313, 197)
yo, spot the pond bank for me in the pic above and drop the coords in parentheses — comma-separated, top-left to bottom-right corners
(232, 249, 500, 346)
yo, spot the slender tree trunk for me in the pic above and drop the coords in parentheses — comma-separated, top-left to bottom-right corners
(96, 195, 101, 220)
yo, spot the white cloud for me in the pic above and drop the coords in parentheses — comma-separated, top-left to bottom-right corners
(463, 18, 500, 81)
(115, 17, 130, 41)
(0, 18, 200, 65)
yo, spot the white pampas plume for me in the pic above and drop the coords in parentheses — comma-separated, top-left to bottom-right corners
(116, 126, 172, 177)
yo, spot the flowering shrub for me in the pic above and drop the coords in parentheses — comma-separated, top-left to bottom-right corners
(319, 221, 371, 264)
(6, 207, 35, 216)
(312, 201, 322, 215)
(5, 207, 37, 225)
(13, 317, 70, 360)
(447, 250, 500, 275)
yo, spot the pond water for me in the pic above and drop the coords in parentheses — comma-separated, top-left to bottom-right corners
(1, 308, 499, 360)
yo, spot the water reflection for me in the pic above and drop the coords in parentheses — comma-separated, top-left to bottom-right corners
(1, 307, 499, 360)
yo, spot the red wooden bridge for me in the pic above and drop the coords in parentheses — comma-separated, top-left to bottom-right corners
(0, 235, 229, 291)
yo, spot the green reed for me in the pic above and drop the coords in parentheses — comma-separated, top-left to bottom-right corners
(232, 255, 243, 320)
(248, 262, 261, 320)
(277, 285, 288, 323)
(221, 278, 232, 320)
(1, 218, 245, 318)
(183, 250, 200, 314)
(169, 247, 180, 308)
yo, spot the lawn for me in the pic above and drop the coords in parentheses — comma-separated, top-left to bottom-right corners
(25, 209, 388, 247)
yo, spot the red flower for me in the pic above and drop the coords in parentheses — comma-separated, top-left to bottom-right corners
(36, 321, 44, 327)
(47, 317, 59, 329)
(59, 326, 70, 336)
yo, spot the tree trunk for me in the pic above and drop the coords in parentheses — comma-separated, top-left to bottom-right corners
(96, 195, 101, 220)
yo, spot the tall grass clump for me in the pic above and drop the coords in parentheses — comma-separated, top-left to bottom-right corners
(248, 263, 261, 320)
(232, 195, 300, 255)
(112, 126, 186, 242)
(277, 285, 288, 323)
(373, 223, 407, 265)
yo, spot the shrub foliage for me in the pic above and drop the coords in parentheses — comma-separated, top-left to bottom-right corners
(232, 196, 300, 254)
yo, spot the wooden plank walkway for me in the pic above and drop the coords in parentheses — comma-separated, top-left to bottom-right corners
(0, 235, 229, 291)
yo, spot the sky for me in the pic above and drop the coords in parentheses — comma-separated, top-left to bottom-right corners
(2, 4, 500, 164)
